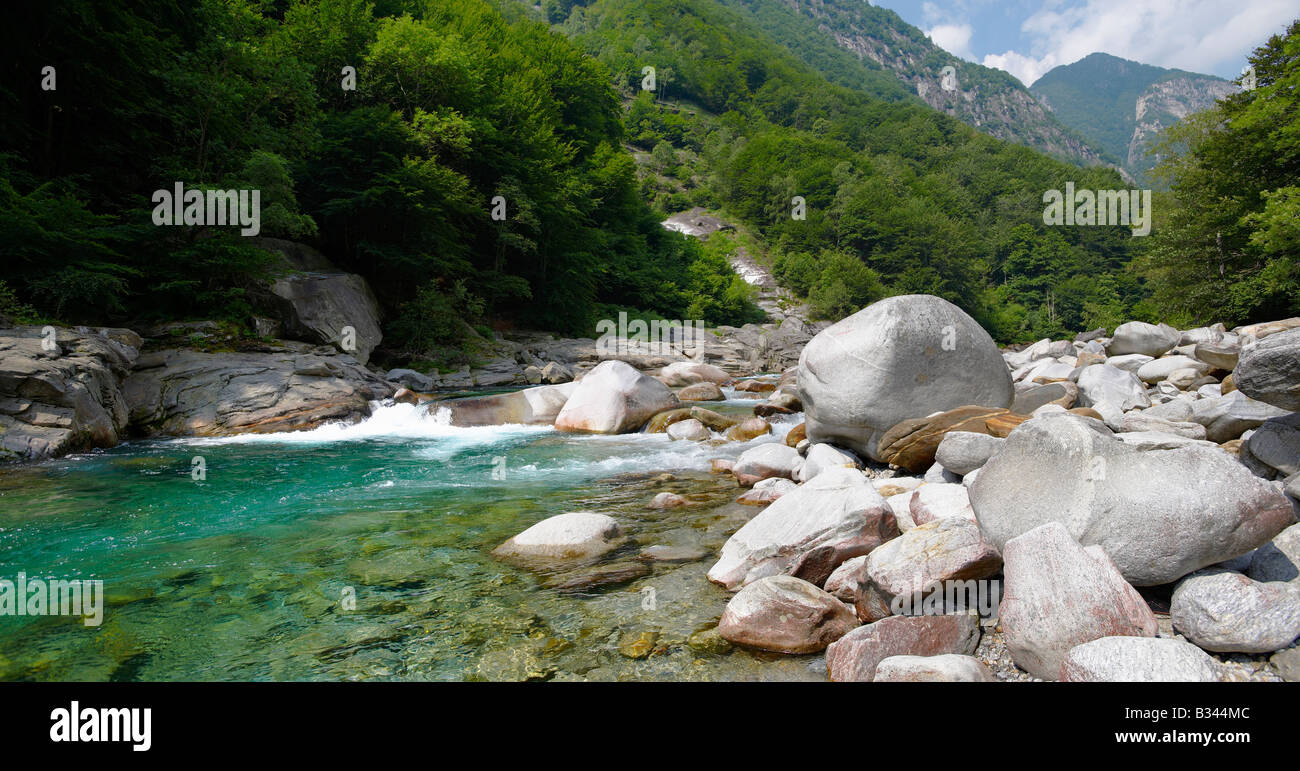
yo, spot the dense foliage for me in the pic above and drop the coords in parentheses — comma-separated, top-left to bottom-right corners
(0, 0, 761, 366)
(2, 0, 1292, 357)
(1135, 21, 1300, 328)
(551, 0, 1145, 340)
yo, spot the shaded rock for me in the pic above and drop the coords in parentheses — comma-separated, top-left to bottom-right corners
(707, 467, 897, 591)
(970, 414, 1294, 585)
(1107, 321, 1179, 357)
(1272, 646, 1300, 681)
(437, 382, 576, 427)
(934, 431, 1004, 475)
(386, 368, 433, 391)
(677, 382, 725, 401)
(1011, 381, 1077, 414)
(725, 416, 772, 442)
(1195, 339, 1240, 371)
(1234, 327, 1300, 411)
(798, 295, 1013, 462)
(1171, 570, 1300, 653)
(826, 614, 980, 682)
(1248, 523, 1300, 585)
(555, 360, 680, 434)
(1243, 414, 1300, 479)
(1076, 364, 1151, 411)
(1190, 390, 1291, 442)
(1000, 523, 1157, 679)
(874, 654, 996, 682)
(1059, 637, 1220, 682)
(785, 422, 807, 447)
(824, 555, 868, 603)
(717, 575, 859, 654)
(266, 258, 383, 363)
(658, 361, 733, 387)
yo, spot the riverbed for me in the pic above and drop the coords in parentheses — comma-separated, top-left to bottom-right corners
(0, 393, 825, 681)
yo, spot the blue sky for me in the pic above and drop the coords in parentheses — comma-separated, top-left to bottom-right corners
(872, 0, 1297, 85)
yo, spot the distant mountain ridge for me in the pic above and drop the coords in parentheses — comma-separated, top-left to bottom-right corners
(1030, 52, 1236, 183)
(716, 0, 1110, 168)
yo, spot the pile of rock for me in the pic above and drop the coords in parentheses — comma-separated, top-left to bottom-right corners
(644, 301, 1300, 681)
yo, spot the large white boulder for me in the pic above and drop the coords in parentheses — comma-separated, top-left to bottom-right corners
(554, 360, 679, 433)
(969, 414, 1294, 585)
(796, 295, 1012, 462)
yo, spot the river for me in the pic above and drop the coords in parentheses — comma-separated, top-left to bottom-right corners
(0, 392, 825, 681)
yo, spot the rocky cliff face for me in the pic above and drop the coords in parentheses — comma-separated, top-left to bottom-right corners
(1128, 76, 1236, 172)
(754, 0, 1108, 168)
(1030, 53, 1235, 183)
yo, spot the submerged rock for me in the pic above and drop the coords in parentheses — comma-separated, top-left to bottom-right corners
(492, 512, 624, 567)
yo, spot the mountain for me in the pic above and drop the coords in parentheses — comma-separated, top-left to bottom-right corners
(712, 0, 1109, 169)
(1030, 52, 1237, 183)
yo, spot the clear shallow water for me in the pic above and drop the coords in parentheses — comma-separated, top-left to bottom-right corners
(0, 395, 825, 681)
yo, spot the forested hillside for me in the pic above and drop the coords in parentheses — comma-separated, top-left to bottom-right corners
(1136, 20, 1300, 328)
(2, 0, 1295, 358)
(548, 0, 1144, 340)
(1, 0, 762, 366)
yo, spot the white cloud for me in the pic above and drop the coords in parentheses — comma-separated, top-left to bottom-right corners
(927, 23, 977, 60)
(980, 0, 1296, 85)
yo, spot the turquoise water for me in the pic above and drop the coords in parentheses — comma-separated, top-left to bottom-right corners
(0, 396, 825, 681)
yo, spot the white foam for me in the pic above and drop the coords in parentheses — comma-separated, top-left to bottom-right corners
(182, 402, 552, 446)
